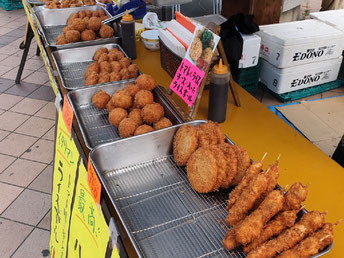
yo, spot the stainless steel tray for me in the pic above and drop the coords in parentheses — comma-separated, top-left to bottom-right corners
(33, 5, 120, 50)
(89, 122, 333, 258)
(67, 84, 186, 150)
(52, 43, 139, 90)
(27, 0, 45, 5)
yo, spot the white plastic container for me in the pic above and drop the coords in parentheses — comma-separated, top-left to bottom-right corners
(256, 20, 344, 68)
(239, 34, 261, 69)
(260, 56, 342, 94)
(310, 9, 344, 32)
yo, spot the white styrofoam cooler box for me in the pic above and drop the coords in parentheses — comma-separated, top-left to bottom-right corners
(260, 56, 342, 94)
(310, 9, 344, 32)
(239, 34, 261, 69)
(256, 20, 344, 68)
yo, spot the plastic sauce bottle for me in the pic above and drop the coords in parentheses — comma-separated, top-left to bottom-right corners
(208, 59, 230, 123)
(120, 10, 137, 59)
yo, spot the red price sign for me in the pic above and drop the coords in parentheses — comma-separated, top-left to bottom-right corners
(87, 158, 101, 205)
(62, 96, 73, 134)
(169, 58, 205, 107)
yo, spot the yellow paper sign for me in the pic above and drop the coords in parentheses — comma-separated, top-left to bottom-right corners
(111, 247, 120, 258)
(68, 161, 109, 258)
(50, 111, 80, 258)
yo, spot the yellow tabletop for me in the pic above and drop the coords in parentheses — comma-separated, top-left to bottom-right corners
(136, 42, 344, 257)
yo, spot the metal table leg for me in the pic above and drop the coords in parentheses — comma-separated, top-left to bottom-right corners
(15, 23, 34, 84)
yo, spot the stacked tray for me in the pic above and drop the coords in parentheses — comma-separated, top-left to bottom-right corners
(32, 5, 120, 50)
(52, 43, 138, 90)
(67, 83, 187, 149)
(89, 122, 333, 258)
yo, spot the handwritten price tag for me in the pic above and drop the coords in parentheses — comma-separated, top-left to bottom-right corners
(87, 158, 101, 205)
(62, 96, 73, 134)
(169, 58, 205, 107)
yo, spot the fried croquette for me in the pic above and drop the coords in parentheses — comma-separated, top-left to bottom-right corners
(119, 57, 131, 69)
(136, 74, 155, 91)
(62, 25, 74, 34)
(153, 117, 172, 130)
(187, 147, 218, 193)
(88, 16, 102, 31)
(208, 145, 227, 190)
(134, 124, 154, 136)
(119, 68, 130, 80)
(99, 24, 114, 38)
(92, 11, 99, 17)
(84, 71, 98, 86)
(109, 108, 127, 127)
(110, 61, 121, 72)
(123, 83, 140, 97)
(230, 145, 251, 186)
(106, 101, 115, 112)
(84, 62, 100, 78)
(100, 16, 108, 21)
(67, 13, 79, 25)
(110, 72, 121, 81)
(173, 125, 198, 166)
(92, 90, 110, 110)
(94, 48, 108, 61)
(99, 61, 112, 73)
(141, 103, 164, 124)
(128, 108, 143, 126)
(108, 52, 118, 62)
(130, 71, 138, 79)
(81, 29, 96, 41)
(209, 121, 225, 144)
(98, 53, 109, 63)
(98, 72, 110, 84)
(111, 91, 133, 109)
(56, 34, 68, 45)
(85, 10, 92, 17)
(79, 10, 86, 19)
(98, 9, 106, 17)
(71, 18, 87, 32)
(65, 30, 80, 43)
(118, 118, 138, 138)
(83, 17, 90, 23)
(134, 90, 154, 108)
(112, 50, 124, 61)
(128, 63, 138, 74)
(217, 143, 238, 188)
(197, 124, 218, 147)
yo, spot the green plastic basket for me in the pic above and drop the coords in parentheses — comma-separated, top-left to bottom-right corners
(0, 0, 23, 11)
(340, 52, 344, 75)
(259, 79, 344, 103)
(237, 59, 261, 92)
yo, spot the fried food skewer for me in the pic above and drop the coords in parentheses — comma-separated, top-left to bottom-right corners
(277, 223, 334, 258)
(226, 173, 267, 226)
(247, 211, 326, 258)
(223, 226, 239, 250)
(227, 153, 266, 210)
(283, 182, 309, 210)
(235, 190, 285, 245)
(244, 208, 300, 253)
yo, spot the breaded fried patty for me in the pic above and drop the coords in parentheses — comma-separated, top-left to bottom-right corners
(231, 145, 251, 186)
(208, 145, 227, 190)
(217, 143, 238, 188)
(173, 125, 198, 166)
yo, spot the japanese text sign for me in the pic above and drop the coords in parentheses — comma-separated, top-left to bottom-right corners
(62, 96, 73, 134)
(50, 111, 80, 258)
(87, 159, 101, 205)
(169, 58, 205, 107)
(68, 162, 109, 258)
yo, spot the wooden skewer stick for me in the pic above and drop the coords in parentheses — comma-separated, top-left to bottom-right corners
(277, 154, 281, 161)
(298, 205, 306, 212)
(261, 152, 267, 162)
(334, 219, 342, 226)
(263, 167, 270, 175)
(320, 235, 331, 242)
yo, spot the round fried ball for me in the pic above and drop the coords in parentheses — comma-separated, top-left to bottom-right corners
(129, 71, 138, 79)
(119, 57, 131, 69)
(110, 72, 120, 81)
(84, 71, 98, 86)
(67, 13, 79, 25)
(99, 61, 112, 73)
(119, 68, 130, 80)
(109, 108, 127, 127)
(111, 91, 133, 109)
(92, 90, 110, 109)
(98, 72, 110, 84)
(109, 48, 119, 54)
(123, 83, 139, 97)
(65, 30, 80, 43)
(153, 117, 172, 130)
(128, 108, 143, 126)
(79, 10, 86, 19)
(81, 29, 96, 41)
(106, 101, 115, 112)
(94, 47, 108, 61)
(128, 64, 138, 73)
(134, 125, 154, 136)
(134, 90, 154, 108)
(56, 34, 68, 45)
(83, 17, 90, 23)
(118, 118, 138, 138)
(100, 16, 108, 21)
(92, 10, 99, 17)
(88, 17, 102, 31)
(99, 24, 114, 38)
(141, 103, 164, 124)
(108, 52, 118, 62)
(110, 61, 121, 73)
(62, 25, 74, 34)
(98, 9, 106, 17)
(112, 51, 124, 61)
(72, 18, 87, 32)
(84, 62, 100, 78)
(98, 53, 109, 63)
(86, 10, 92, 18)
(136, 74, 155, 91)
